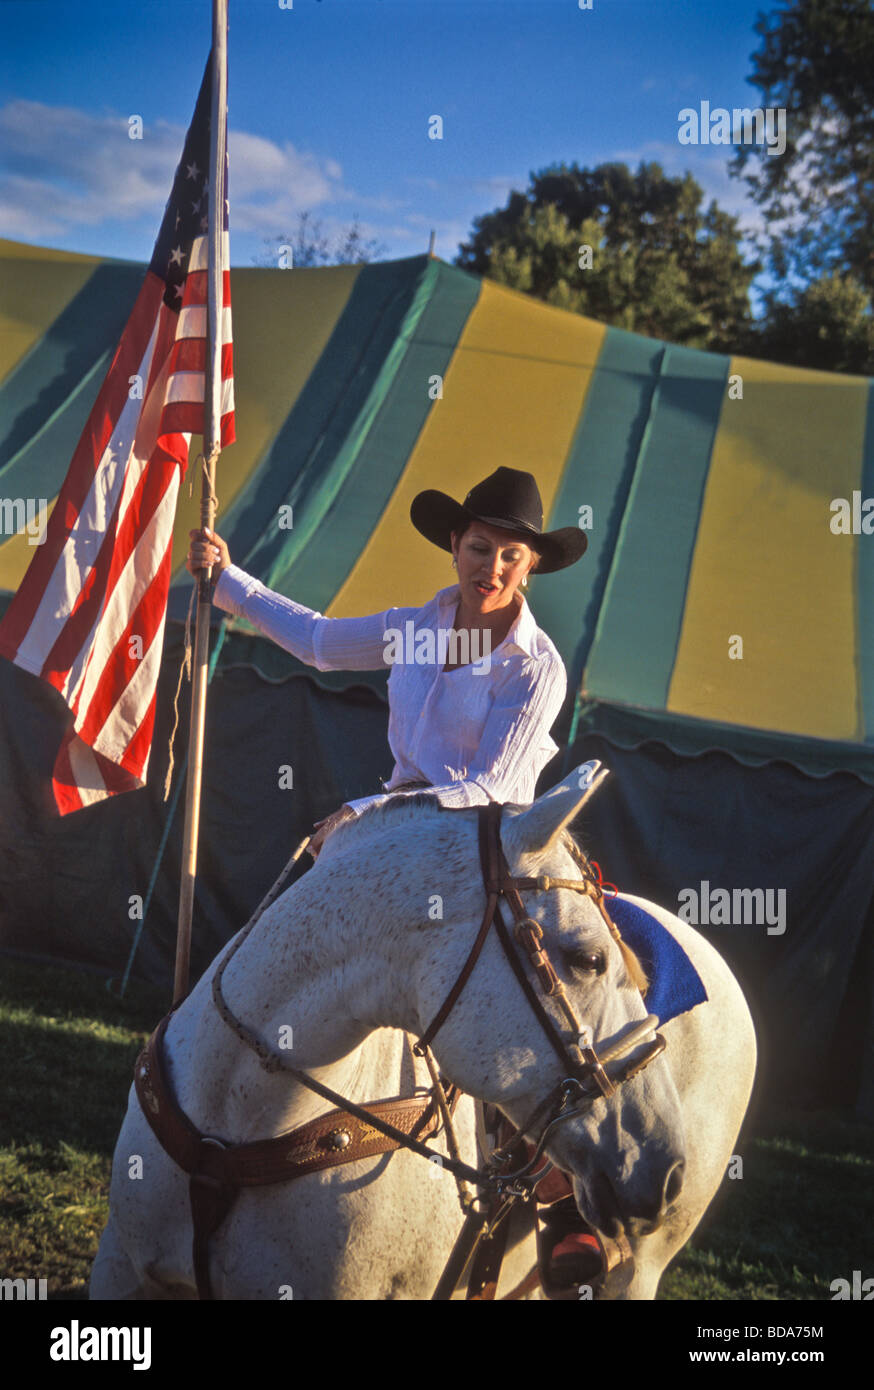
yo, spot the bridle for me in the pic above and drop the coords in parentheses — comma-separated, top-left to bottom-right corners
(413, 800, 666, 1195)
(137, 796, 670, 1300)
(211, 800, 666, 1205)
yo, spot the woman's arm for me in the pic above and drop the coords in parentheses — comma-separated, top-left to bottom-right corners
(188, 527, 416, 671)
(214, 565, 416, 671)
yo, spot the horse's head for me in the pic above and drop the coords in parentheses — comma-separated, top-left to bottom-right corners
(392, 764, 686, 1243)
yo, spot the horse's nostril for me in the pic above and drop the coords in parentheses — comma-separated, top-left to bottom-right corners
(664, 1160, 685, 1206)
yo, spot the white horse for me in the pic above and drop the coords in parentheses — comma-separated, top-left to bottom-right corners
(91, 764, 755, 1300)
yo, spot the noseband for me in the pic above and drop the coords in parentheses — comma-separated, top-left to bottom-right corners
(415, 801, 665, 1157)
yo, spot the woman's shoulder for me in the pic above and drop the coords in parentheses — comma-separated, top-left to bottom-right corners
(489, 624, 566, 701)
(513, 598, 565, 668)
(386, 584, 455, 625)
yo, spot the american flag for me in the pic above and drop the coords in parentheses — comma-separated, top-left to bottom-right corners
(0, 56, 234, 814)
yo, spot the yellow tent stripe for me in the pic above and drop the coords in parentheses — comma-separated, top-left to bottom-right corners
(668, 357, 867, 739)
(169, 264, 360, 575)
(0, 258, 360, 592)
(329, 278, 606, 617)
(0, 501, 57, 593)
(0, 240, 102, 386)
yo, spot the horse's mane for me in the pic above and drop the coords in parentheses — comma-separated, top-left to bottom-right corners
(344, 797, 649, 996)
(561, 828, 649, 996)
(352, 792, 451, 822)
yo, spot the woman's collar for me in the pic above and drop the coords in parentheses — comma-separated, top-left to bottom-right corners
(436, 583, 538, 658)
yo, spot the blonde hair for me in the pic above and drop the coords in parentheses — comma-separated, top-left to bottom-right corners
(452, 522, 541, 573)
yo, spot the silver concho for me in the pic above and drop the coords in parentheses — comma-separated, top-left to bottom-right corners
(326, 1128, 352, 1151)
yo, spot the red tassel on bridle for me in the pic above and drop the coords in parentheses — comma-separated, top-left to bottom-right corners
(589, 861, 619, 898)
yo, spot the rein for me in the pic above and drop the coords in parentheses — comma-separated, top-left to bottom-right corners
(142, 800, 667, 1298)
(211, 802, 666, 1204)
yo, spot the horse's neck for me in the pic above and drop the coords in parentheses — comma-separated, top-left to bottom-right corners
(169, 861, 424, 1140)
(223, 858, 421, 1051)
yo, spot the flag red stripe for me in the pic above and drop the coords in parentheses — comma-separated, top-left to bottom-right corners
(75, 506, 175, 753)
(161, 403, 235, 441)
(122, 683, 159, 782)
(52, 726, 144, 813)
(169, 338, 234, 377)
(0, 66, 236, 815)
(0, 272, 167, 659)
(39, 444, 182, 695)
(179, 267, 232, 308)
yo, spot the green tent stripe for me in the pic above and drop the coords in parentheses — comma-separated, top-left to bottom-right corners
(0, 263, 143, 490)
(860, 382, 874, 743)
(0, 349, 116, 543)
(584, 344, 729, 710)
(272, 256, 480, 609)
(531, 325, 665, 694)
(179, 256, 436, 613)
(574, 700, 874, 785)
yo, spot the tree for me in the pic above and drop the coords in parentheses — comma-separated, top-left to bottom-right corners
(455, 161, 759, 352)
(253, 212, 386, 268)
(731, 0, 874, 297)
(744, 273, 874, 374)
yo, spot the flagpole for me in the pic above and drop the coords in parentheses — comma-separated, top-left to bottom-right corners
(173, 0, 229, 1003)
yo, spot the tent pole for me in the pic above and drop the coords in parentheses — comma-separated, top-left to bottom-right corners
(173, 0, 229, 1004)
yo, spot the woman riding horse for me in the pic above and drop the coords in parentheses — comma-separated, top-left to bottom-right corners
(186, 467, 587, 857)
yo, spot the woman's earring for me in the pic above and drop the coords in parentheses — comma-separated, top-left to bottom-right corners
(522, 575, 528, 587)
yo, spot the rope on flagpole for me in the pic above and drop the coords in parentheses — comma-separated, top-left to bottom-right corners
(164, 585, 195, 802)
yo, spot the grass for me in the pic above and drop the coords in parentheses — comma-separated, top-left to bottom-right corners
(659, 1109, 874, 1300)
(0, 957, 165, 1299)
(1, 956, 872, 1300)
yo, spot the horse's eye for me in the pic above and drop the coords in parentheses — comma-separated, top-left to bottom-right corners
(563, 948, 606, 976)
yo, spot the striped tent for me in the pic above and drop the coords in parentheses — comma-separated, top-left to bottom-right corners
(2, 237, 874, 1114)
(3, 237, 873, 781)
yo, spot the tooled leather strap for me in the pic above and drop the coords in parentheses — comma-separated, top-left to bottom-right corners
(135, 1015, 455, 1298)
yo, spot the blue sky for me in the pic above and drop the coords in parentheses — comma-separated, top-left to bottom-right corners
(0, 0, 772, 269)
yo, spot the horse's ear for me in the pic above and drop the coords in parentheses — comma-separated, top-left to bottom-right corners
(502, 761, 609, 861)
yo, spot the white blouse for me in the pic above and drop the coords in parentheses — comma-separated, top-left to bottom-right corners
(213, 565, 568, 816)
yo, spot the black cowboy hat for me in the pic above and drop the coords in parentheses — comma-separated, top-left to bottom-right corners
(410, 467, 587, 575)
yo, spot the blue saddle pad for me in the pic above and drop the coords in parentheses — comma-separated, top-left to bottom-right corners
(608, 895, 708, 1026)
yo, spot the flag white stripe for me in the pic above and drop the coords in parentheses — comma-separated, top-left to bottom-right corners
(14, 321, 162, 678)
(177, 306, 233, 342)
(67, 735, 108, 807)
(165, 373, 235, 411)
(71, 452, 181, 725)
(187, 232, 230, 273)
(63, 333, 179, 707)
(92, 594, 171, 763)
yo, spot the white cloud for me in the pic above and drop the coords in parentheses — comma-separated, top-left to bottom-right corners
(0, 98, 349, 243)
